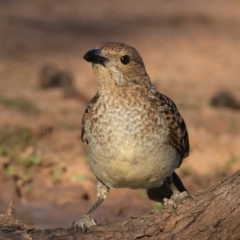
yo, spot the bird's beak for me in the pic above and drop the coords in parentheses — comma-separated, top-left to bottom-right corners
(83, 49, 108, 67)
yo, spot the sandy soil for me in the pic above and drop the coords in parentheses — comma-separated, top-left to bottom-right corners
(0, 0, 240, 229)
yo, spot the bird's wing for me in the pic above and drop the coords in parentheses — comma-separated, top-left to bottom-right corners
(81, 91, 100, 144)
(150, 88, 189, 166)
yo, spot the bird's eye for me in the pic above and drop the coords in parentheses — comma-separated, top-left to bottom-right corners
(120, 55, 130, 65)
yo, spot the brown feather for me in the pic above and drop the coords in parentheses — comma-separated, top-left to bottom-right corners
(81, 92, 100, 144)
(149, 88, 190, 166)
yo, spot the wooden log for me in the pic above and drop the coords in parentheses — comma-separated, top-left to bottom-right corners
(1, 170, 240, 240)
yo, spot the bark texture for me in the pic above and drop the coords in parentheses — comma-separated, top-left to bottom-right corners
(1, 170, 240, 240)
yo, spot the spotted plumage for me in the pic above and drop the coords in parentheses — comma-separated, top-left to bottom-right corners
(74, 42, 190, 231)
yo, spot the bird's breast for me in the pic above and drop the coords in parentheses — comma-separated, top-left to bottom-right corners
(85, 98, 179, 189)
(88, 98, 165, 143)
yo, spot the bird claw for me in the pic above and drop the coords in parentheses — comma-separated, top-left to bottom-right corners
(163, 191, 189, 211)
(72, 214, 98, 232)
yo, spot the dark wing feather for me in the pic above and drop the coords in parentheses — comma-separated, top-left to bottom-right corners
(159, 94, 189, 165)
(81, 91, 100, 144)
(150, 87, 190, 166)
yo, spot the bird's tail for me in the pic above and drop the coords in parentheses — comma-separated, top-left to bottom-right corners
(147, 171, 187, 202)
(171, 171, 187, 193)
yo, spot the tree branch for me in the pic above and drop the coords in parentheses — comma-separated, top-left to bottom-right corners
(1, 170, 240, 240)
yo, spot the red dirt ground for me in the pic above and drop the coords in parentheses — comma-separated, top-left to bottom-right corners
(0, 0, 240, 229)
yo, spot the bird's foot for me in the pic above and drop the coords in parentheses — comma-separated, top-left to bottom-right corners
(72, 214, 98, 232)
(163, 191, 189, 210)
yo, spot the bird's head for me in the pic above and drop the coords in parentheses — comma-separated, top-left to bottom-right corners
(83, 42, 150, 91)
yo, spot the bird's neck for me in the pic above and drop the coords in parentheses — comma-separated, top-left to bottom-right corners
(99, 84, 154, 105)
(98, 73, 152, 94)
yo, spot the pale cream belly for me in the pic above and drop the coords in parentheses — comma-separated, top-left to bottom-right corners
(86, 99, 180, 189)
(89, 143, 180, 189)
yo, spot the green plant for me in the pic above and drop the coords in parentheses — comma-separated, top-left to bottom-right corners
(0, 125, 42, 195)
(29, 155, 41, 165)
(153, 202, 162, 211)
(139, 190, 147, 198)
(6, 165, 16, 176)
(71, 174, 96, 183)
(181, 166, 193, 177)
(225, 156, 239, 169)
(202, 173, 210, 179)
(0, 95, 40, 115)
(84, 155, 90, 163)
(52, 168, 65, 184)
(24, 184, 33, 195)
(61, 122, 77, 131)
(218, 155, 240, 178)
(0, 126, 32, 152)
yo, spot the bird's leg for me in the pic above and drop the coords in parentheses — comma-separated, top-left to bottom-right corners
(72, 181, 109, 231)
(163, 175, 188, 210)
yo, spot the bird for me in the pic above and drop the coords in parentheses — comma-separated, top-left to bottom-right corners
(73, 42, 190, 231)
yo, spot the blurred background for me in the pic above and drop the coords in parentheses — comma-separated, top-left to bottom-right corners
(0, 0, 240, 229)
